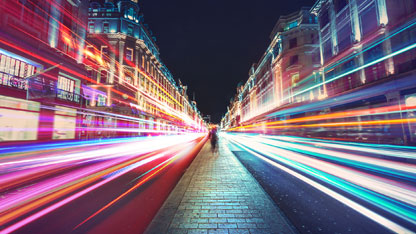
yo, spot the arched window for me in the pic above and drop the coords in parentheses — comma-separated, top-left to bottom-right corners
(90, 2, 100, 12)
(104, 2, 114, 12)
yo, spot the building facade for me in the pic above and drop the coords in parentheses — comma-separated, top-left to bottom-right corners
(311, 0, 416, 144)
(0, 0, 89, 142)
(270, 7, 321, 107)
(0, 0, 205, 143)
(234, 8, 320, 128)
(83, 0, 204, 138)
(225, 2, 416, 145)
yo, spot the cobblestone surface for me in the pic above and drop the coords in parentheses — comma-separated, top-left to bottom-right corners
(145, 138, 296, 234)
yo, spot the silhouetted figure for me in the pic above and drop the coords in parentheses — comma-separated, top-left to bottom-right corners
(210, 129, 218, 154)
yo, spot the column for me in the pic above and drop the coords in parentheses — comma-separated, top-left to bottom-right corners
(376, 0, 388, 26)
(329, 1, 338, 55)
(118, 40, 125, 84)
(109, 41, 117, 84)
(349, 0, 361, 43)
(134, 45, 139, 87)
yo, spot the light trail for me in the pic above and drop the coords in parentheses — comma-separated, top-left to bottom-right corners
(73, 138, 202, 229)
(0, 134, 206, 233)
(223, 133, 416, 233)
(286, 36, 416, 104)
(229, 104, 416, 132)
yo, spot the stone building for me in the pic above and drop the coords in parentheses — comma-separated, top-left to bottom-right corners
(85, 0, 204, 137)
(238, 8, 320, 126)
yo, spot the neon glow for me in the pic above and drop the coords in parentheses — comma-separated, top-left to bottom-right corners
(223, 133, 416, 233)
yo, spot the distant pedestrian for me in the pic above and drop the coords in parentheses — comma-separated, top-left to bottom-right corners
(210, 129, 218, 154)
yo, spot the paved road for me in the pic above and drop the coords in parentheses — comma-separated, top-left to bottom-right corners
(146, 137, 296, 234)
(224, 133, 416, 234)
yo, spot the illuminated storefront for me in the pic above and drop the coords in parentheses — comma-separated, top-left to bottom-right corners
(0, 49, 41, 91)
(0, 95, 40, 141)
(52, 106, 77, 140)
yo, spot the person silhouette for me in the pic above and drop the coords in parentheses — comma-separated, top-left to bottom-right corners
(210, 128, 218, 154)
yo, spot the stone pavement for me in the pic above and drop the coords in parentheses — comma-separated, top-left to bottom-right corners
(145, 137, 297, 234)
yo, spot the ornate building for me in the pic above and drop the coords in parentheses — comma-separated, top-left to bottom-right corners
(236, 8, 320, 127)
(0, 0, 205, 143)
(85, 0, 204, 137)
(226, 1, 416, 145)
(270, 7, 321, 106)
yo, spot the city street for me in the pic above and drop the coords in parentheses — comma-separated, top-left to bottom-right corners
(1, 0, 416, 233)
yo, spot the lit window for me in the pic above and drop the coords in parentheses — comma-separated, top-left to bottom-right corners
(85, 46, 94, 59)
(141, 55, 145, 68)
(284, 21, 298, 31)
(88, 21, 94, 33)
(126, 48, 133, 61)
(291, 73, 300, 88)
(103, 22, 109, 33)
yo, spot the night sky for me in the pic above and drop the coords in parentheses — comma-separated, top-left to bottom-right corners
(141, 0, 316, 123)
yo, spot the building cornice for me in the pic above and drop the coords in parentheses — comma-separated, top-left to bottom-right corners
(106, 33, 127, 40)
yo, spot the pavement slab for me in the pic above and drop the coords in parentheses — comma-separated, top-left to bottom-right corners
(145, 138, 297, 234)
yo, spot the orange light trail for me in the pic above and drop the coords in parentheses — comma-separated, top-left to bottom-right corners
(229, 104, 416, 131)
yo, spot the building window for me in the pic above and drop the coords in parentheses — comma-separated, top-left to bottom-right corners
(289, 38, 297, 49)
(100, 70, 108, 84)
(312, 52, 320, 64)
(309, 16, 317, 24)
(289, 55, 299, 66)
(320, 9, 330, 27)
(360, 3, 378, 37)
(285, 21, 298, 31)
(323, 39, 332, 63)
(337, 22, 352, 52)
(85, 46, 93, 59)
(87, 69, 93, 79)
(291, 73, 300, 87)
(356, 0, 367, 7)
(126, 48, 133, 62)
(334, 0, 348, 13)
(101, 46, 108, 58)
(310, 33, 317, 44)
(141, 55, 145, 69)
(127, 24, 134, 36)
(88, 21, 94, 33)
(103, 22, 109, 33)
(57, 76, 75, 95)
